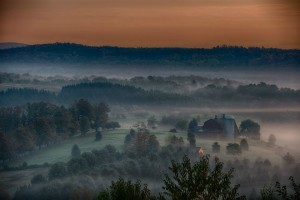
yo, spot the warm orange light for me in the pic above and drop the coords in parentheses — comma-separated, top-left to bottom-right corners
(0, 0, 299, 48)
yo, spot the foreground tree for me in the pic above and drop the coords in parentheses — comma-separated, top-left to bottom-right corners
(261, 176, 300, 200)
(163, 155, 245, 200)
(97, 178, 156, 200)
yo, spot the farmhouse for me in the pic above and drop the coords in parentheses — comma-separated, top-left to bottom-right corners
(197, 114, 240, 139)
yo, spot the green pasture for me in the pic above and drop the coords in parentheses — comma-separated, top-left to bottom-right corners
(9, 128, 284, 168)
(9, 129, 128, 167)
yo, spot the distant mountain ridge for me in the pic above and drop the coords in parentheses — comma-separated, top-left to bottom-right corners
(0, 42, 299, 67)
(0, 42, 28, 49)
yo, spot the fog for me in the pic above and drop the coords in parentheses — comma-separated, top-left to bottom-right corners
(261, 122, 300, 152)
(1, 63, 300, 89)
(1, 65, 300, 199)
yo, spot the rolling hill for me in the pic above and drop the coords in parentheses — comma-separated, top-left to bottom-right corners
(0, 43, 299, 67)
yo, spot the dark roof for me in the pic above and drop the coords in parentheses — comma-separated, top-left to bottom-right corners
(203, 119, 223, 132)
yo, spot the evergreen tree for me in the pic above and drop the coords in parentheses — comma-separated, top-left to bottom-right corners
(187, 118, 197, 147)
(71, 144, 81, 158)
(212, 142, 221, 153)
(80, 116, 90, 135)
(97, 178, 155, 200)
(240, 139, 249, 151)
(93, 102, 110, 131)
(268, 134, 276, 146)
(95, 131, 102, 141)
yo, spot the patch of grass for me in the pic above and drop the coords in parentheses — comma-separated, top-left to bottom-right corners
(8, 128, 284, 168)
(9, 129, 129, 166)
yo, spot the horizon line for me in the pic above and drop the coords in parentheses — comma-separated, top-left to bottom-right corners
(1, 41, 300, 50)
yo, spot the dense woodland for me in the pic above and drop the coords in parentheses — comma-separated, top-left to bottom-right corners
(1, 43, 299, 67)
(0, 79, 299, 107)
(0, 99, 114, 161)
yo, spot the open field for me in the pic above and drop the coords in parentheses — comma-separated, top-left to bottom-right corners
(5, 127, 289, 168)
(7, 129, 128, 167)
(1, 121, 299, 198)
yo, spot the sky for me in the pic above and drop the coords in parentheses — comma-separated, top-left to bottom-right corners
(0, 0, 299, 48)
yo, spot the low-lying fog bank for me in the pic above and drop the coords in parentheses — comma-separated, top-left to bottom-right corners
(2, 64, 300, 89)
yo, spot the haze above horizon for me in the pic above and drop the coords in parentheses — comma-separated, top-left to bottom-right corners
(0, 0, 300, 49)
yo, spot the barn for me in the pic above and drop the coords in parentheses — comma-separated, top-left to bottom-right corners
(197, 114, 240, 139)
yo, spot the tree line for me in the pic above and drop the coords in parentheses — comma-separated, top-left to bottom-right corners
(1, 43, 299, 67)
(0, 99, 112, 161)
(1, 81, 299, 107)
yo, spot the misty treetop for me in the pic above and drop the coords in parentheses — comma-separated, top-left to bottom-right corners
(0, 79, 299, 107)
(58, 82, 188, 105)
(0, 88, 56, 106)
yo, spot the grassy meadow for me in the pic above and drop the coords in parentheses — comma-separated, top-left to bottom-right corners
(0, 113, 296, 198)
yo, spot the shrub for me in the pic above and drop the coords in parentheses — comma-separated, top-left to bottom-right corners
(124, 130, 136, 145)
(268, 134, 276, 146)
(48, 162, 67, 180)
(169, 128, 177, 133)
(166, 135, 184, 147)
(283, 152, 295, 165)
(212, 142, 221, 153)
(240, 139, 249, 151)
(71, 144, 81, 158)
(31, 174, 47, 184)
(95, 131, 102, 141)
(175, 119, 188, 131)
(226, 143, 242, 155)
(105, 121, 121, 129)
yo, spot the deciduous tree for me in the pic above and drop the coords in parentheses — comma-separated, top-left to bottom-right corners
(163, 155, 245, 200)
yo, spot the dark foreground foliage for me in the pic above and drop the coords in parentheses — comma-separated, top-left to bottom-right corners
(261, 176, 300, 200)
(163, 155, 245, 200)
(12, 141, 300, 200)
(97, 178, 156, 200)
